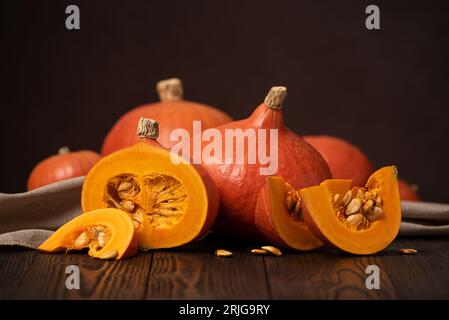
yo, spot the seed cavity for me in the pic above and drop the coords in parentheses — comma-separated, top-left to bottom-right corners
(285, 188, 303, 222)
(105, 173, 188, 230)
(333, 186, 384, 231)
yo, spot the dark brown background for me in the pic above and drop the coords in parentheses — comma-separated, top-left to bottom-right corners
(1, 0, 448, 202)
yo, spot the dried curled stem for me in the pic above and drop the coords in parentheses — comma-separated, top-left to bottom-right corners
(264, 86, 287, 110)
(137, 118, 159, 140)
(156, 78, 183, 101)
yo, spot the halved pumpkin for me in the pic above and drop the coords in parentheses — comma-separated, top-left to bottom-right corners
(81, 118, 219, 250)
(255, 176, 323, 251)
(300, 166, 401, 255)
(38, 208, 137, 260)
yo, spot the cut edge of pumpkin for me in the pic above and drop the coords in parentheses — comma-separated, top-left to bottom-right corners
(255, 176, 323, 251)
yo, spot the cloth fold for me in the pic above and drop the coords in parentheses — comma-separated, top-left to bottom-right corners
(0, 177, 448, 249)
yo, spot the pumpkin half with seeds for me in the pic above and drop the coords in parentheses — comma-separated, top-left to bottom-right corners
(38, 208, 137, 260)
(81, 118, 219, 249)
(299, 166, 401, 255)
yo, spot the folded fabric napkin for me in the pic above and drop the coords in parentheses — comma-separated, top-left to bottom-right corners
(0, 177, 448, 249)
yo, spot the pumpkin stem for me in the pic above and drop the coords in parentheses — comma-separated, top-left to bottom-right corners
(137, 118, 159, 140)
(58, 146, 70, 154)
(156, 78, 183, 101)
(264, 86, 287, 110)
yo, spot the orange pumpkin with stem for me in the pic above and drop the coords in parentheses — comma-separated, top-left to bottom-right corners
(101, 78, 233, 154)
(197, 86, 332, 239)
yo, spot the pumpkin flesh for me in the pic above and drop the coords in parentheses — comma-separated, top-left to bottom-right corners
(83, 125, 219, 249)
(300, 166, 401, 255)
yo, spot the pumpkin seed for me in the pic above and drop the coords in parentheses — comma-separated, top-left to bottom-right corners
(261, 246, 282, 256)
(120, 199, 136, 212)
(215, 249, 233, 257)
(97, 231, 107, 248)
(346, 198, 362, 215)
(356, 188, 366, 202)
(375, 195, 382, 206)
(285, 195, 294, 211)
(366, 206, 384, 222)
(74, 232, 89, 248)
(346, 213, 363, 226)
(332, 194, 341, 205)
(399, 248, 418, 255)
(293, 200, 301, 215)
(251, 249, 268, 255)
(118, 181, 133, 191)
(100, 250, 118, 260)
(362, 199, 374, 212)
(341, 190, 352, 206)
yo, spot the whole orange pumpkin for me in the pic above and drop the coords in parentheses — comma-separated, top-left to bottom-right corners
(304, 135, 374, 186)
(28, 147, 101, 191)
(196, 87, 332, 239)
(101, 78, 233, 155)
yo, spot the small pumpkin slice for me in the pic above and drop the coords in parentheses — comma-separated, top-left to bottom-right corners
(255, 176, 323, 251)
(300, 166, 401, 255)
(38, 208, 137, 260)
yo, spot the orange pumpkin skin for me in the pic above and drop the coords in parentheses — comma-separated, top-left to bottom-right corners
(398, 178, 421, 201)
(101, 79, 233, 154)
(27, 149, 101, 191)
(199, 87, 332, 239)
(304, 135, 374, 186)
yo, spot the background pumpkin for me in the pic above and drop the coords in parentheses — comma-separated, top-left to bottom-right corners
(101, 78, 233, 154)
(304, 135, 374, 186)
(398, 178, 421, 201)
(196, 86, 332, 239)
(27, 147, 101, 191)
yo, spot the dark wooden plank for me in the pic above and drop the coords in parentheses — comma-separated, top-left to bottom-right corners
(264, 245, 398, 299)
(12, 251, 152, 299)
(0, 247, 37, 299)
(145, 234, 270, 299)
(382, 238, 449, 299)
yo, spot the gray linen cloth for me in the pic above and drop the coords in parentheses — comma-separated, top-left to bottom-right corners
(0, 177, 448, 249)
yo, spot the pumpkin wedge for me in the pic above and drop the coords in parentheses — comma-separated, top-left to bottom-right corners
(255, 176, 323, 251)
(82, 118, 219, 249)
(300, 166, 401, 255)
(38, 208, 137, 260)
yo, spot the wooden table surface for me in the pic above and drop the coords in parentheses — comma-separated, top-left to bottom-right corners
(1, 235, 448, 300)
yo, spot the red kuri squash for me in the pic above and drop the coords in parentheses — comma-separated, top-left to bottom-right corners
(28, 147, 101, 190)
(196, 86, 332, 239)
(304, 135, 374, 186)
(101, 78, 233, 154)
